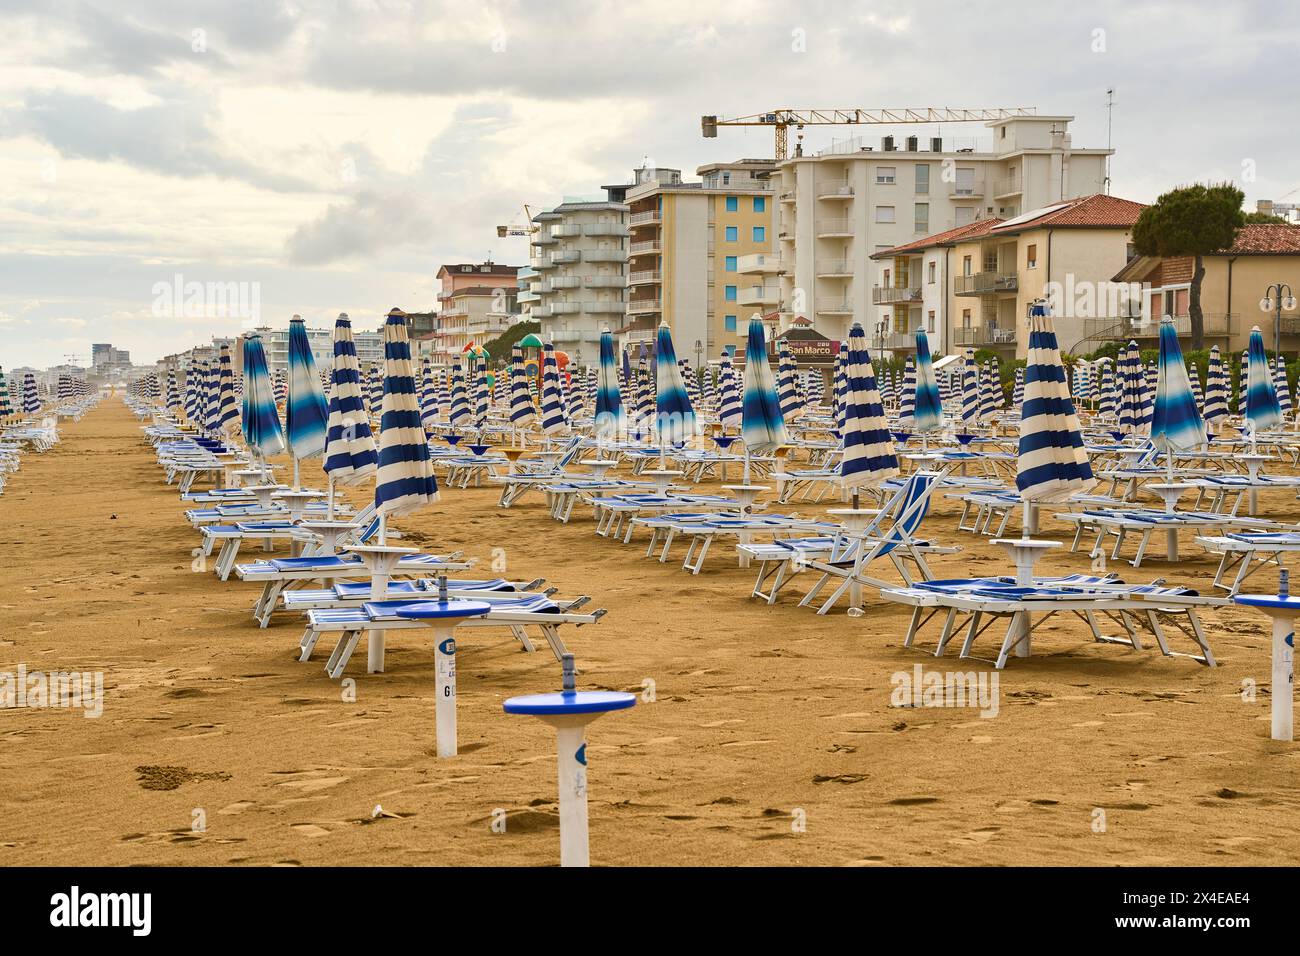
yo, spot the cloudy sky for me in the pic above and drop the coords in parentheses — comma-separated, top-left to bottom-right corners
(1, 0, 1295, 368)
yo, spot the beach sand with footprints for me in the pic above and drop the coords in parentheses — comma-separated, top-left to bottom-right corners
(1, 399, 1298, 866)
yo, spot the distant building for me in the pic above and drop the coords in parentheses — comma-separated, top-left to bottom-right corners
(425, 261, 523, 367)
(91, 343, 131, 369)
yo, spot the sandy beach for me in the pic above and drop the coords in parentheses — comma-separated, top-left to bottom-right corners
(1, 399, 1298, 867)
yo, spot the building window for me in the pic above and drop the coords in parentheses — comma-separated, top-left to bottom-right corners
(914, 203, 929, 232)
(752, 226, 765, 242)
(927, 310, 936, 333)
(877, 166, 896, 184)
(722, 172, 731, 185)
(725, 196, 738, 212)
(915, 164, 930, 195)
(963, 255, 972, 276)
(725, 285, 737, 302)
(962, 308, 972, 327)
(1026, 243, 1038, 269)
(725, 256, 737, 272)
(725, 226, 738, 242)
(724, 314, 737, 332)
(725, 344, 736, 356)
(955, 206, 975, 226)
(753, 196, 766, 213)
(875, 206, 896, 224)
(928, 262, 936, 284)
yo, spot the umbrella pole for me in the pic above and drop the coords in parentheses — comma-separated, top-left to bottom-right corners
(327, 476, 334, 520)
(293, 457, 300, 492)
(743, 447, 752, 485)
(379, 512, 387, 546)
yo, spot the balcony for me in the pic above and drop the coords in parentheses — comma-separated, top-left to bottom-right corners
(540, 277, 581, 291)
(583, 249, 626, 263)
(815, 219, 855, 237)
(737, 253, 783, 274)
(531, 234, 558, 246)
(955, 272, 1018, 295)
(551, 329, 602, 344)
(516, 290, 540, 304)
(873, 331, 919, 351)
(872, 286, 922, 305)
(583, 301, 626, 314)
(584, 222, 630, 237)
(817, 302, 855, 315)
(779, 191, 796, 203)
(627, 298, 662, 314)
(628, 270, 662, 286)
(1083, 314, 1235, 341)
(816, 260, 854, 278)
(549, 251, 581, 265)
(585, 275, 626, 289)
(530, 305, 552, 318)
(993, 177, 1023, 198)
(549, 224, 583, 238)
(549, 301, 582, 315)
(738, 286, 781, 307)
(629, 209, 662, 227)
(628, 240, 662, 256)
(951, 179, 985, 199)
(953, 325, 1018, 347)
(817, 185, 855, 201)
(624, 326, 657, 345)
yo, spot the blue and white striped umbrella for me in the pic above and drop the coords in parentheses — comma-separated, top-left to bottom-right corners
(1203, 346, 1228, 427)
(1188, 366, 1203, 407)
(741, 317, 787, 456)
(911, 329, 943, 434)
(1274, 355, 1292, 416)
(508, 346, 535, 428)
(981, 360, 1001, 418)
(1016, 302, 1093, 503)
(897, 358, 916, 424)
(273, 367, 287, 407)
(1238, 349, 1249, 416)
(877, 364, 894, 407)
(1246, 326, 1282, 433)
(205, 360, 222, 435)
(959, 350, 981, 426)
(776, 341, 803, 421)
(718, 350, 742, 429)
(840, 323, 898, 490)
(449, 359, 470, 426)
(0, 368, 9, 419)
(367, 365, 384, 417)
(473, 352, 490, 427)
(166, 369, 182, 417)
(375, 308, 438, 517)
(565, 369, 583, 423)
(217, 343, 239, 436)
(419, 357, 439, 433)
(1151, 317, 1205, 454)
(1098, 362, 1116, 418)
(655, 322, 697, 446)
(323, 312, 378, 484)
(539, 342, 567, 435)
(286, 315, 329, 461)
(241, 333, 286, 457)
(184, 359, 201, 423)
(833, 341, 849, 434)
(1012, 365, 1025, 408)
(634, 362, 654, 428)
(1118, 341, 1147, 435)
(594, 329, 624, 439)
(22, 372, 39, 414)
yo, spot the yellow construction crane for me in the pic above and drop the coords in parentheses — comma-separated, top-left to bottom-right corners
(497, 203, 539, 238)
(702, 107, 1038, 160)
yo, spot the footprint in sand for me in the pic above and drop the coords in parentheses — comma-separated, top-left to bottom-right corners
(290, 824, 331, 838)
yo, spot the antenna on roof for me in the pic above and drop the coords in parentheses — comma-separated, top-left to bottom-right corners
(1104, 88, 1115, 195)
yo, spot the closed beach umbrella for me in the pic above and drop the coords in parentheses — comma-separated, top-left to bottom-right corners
(832, 341, 849, 434)
(1246, 326, 1281, 435)
(959, 350, 981, 427)
(1274, 355, 1292, 417)
(1012, 366, 1025, 408)
(718, 350, 742, 429)
(474, 352, 490, 429)
(539, 342, 567, 435)
(217, 343, 239, 436)
(323, 312, 378, 488)
(981, 359, 1001, 418)
(449, 358, 470, 427)
(911, 329, 943, 435)
(839, 323, 898, 491)
(374, 308, 438, 519)
(594, 328, 624, 439)
(1097, 362, 1115, 417)
(655, 322, 697, 451)
(205, 360, 222, 435)
(419, 356, 439, 434)
(897, 358, 916, 425)
(0, 368, 9, 420)
(166, 369, 182, 417)
(509, 345, 535, 430)
(740, 317, 787, 481)
(1151, 317, 1206, 460)
(184, 359, 201, 423)
(24, 373, 42, 413)
(1118, 340, 1147, 435)
(1203, 346, 1228, 429)
(240, 333, 285, 458)
(286, 315, 330, 476)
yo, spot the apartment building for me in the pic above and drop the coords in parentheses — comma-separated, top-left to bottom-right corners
(776, 115, 1112, 346)
(623, 159, 777, 356)
(1108, 223, 1300, 353)
(520, 198, 628, 366)
(423, 261, 522, 367)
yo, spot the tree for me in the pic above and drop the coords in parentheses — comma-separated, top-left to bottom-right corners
(1131, 183, 1245, 349)
(1245, 211, 1292, 224)
(484, 319, 540, 365)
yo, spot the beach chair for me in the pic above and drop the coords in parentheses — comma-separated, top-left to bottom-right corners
(1195, 531, 1300, 593)
(492, 436, 586, 507)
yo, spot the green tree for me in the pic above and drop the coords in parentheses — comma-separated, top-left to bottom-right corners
(1244, 211, 1292, 224)
(1131, 183, 1245, 350)
(485, 320, 540, 365)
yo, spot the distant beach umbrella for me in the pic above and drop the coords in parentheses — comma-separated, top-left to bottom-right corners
(1203, 346, 1228, 428)
(205, 360, 222, 435)
(655, 322, 697, 447)
(1246, 326, 1282, 434)
(833, 341, 848, 433)
(0, 368, 10, 420)
(539, 343, 567, 435)
(322, 312, 378, 484)
(897, 357, 916, 424)
(1275, 355, 1292, 416)
(286, 315, 329, 462)
(184, 359, 201, 423)
(240, 333, 286, 457)
(1238, 349, 1249, 416)
(509, 345, 535, 428)
(165, 369, 182, 417)
(960, 350, 981, 426)
(839, 323, 898, 490)
(981, 358, 1001, 418)
(1012, 365, 1025, 408)
(1151, 317, 1205, 455)
(777, 341, 803, 421)
(375, 308, 438, 518)
(740, 317, 787, 457)
(419, 357, 438, 433)
(1118, 341, 1147, 435)
(474, 352, 490, 427)
(449, 358, 470, 426)
(717, 350, 742, 429)
(217, 344, 239, 436)
(594, 329, 624, 439)
(911, 329, 943, 434)
(273, 367, 287, 407)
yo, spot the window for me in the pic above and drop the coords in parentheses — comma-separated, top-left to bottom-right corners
(915, 164, 930, 195)
(724, 256, 737, 272)
(725, 196, 738, 212)
(722, 172, 731, 185)
(725, 226, 738, 242)
(752, 226, 766, 242)
(877, 166, 896, 184)
(962, 308, 972, 327)
(724, 344, 736, 356)
(963, 255, 972, 276)
(955, 167, 976, 196)
(725, 285, 737, 302)
(927, 310, 936, 333)
(875, 206, 896, 224)
(928, 262, 936, 284)
(724, 314, 737, 332)
(1026, 243, 1038, 269)
(1000, 127, 1006, 139)
(883, 268, 891, 287)
(955, 206, 975, 226)
(753, 196, 766, 213)
(914, 203, 929, 232)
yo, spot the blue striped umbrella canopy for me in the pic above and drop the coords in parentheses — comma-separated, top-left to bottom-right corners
(911, 329, 943, 433)
(700, 364, 716, 408)
(776, 341, 803, 421)
(1118, 341, 1147, 434)
(367, 365, 384, 416)
(594, 329, 624, 438)
(740, 317, 787, 455)
(1274, 355, 1292, 415)
(323, 312, 378, 484)
(184, 360, 201, 423)
(240, 333, 286, 457)
(419, 357, 438, 432)
(804, 368, 824, 407)
(165, 369, 182, 416)
(473, 352, 489, 426)
(655, 323, 697, 446)
(286, 315, 329, 460)
(833, 342, 849, 433)
(375, 308, 438, 517)
(981, 359, 1001, 418)
(509, 345, 536, 427)
(563, 369, 582, 423)
(959, 350, 981, 426)
(1016, 303, 1094, 503)
(1098, 362, 1116, 417)
(679, 360, 699, 411)
(216, 344, 239, 435)
(718, 350, 742, 428)
(1151, 317, 1205, 453)
(1203, 346, 1228, 426)
(539, 343, 567, 434)
(877, 364, 894, 406)
(273, 367, 287, 407)
(1189, 366, 1203, 406)
(0, 369, 10, 419)
(1238, 349, 1249, 415)
(1012, 365, 1025, 407)
(205, 360, 222, 434)
(449, 359, 470, 426)
(1246, 326, 1282, 433)
(840, 324, 899, 490)
(57, 374, 71, 401)
(897, 358, 916, 424)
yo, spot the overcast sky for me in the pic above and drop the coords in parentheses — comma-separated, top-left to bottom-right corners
(1, 0, 1296, 368)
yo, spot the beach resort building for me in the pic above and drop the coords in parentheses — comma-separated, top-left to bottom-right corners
(425, 261, 523, 368)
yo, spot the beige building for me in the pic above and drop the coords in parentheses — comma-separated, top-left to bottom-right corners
(777, 115, 1112, 346)
(424, 261, 522, 367)
(624, 159, 777, 357)
(1108, 224, 1300, 353)
(522, 198, 629, 366)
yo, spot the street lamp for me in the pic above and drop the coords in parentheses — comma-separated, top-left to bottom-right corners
(1261, 283, 1298, 357)
(693, 338, 703, 369)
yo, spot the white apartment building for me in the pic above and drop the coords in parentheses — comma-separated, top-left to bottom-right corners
(776, 115, 1111, 352)
(523, 199, 629, 366)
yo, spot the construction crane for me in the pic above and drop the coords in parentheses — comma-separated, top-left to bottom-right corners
(496, 203, 540, 238)
(702, 107, 1039, 160)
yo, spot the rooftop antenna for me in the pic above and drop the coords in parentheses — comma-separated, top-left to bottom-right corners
(1104, 88, 1115, 195)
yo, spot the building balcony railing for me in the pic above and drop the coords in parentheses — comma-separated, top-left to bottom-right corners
(816, 259, 853, 277)
(779, 190, 796, 203)
(584, 275, 626, 288)
(584, 223, 630, 237)
(629, 209, 662, 226)
(872, 285, 922, 305)
(816, 302, 855, 315)
(817, 185, 855, 200)
(540, 277, 582, 291)
(530, 305, 552, 318)
(550, 251, 582, 265)
(873, 331, 919, 351)
(627, 298, 662, 314)
(549, 301, 582, 315)
(517, 290, 540, 304)
(951, 180, 985, 199)
(624, 327, 657, 344)
(738, 286, 781, 307)
(550, 329, 603, 344)
(628, 240, 662, 255)
(1082, 314, 1235, 341)
(815, 219, 855, 237)
(531, 234, 558, 246)
(737, 253, 784, 274)
(954, 271, 1018, 295)
(993, 177, 1023, 197)
(628, 269, 662, 286)
(583, 249, 626, 263)
(583, 301, 626, 313)
(549, 224, 584, 238)
(953, 325, 1018, 347)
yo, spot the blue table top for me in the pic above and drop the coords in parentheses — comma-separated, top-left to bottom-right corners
(503, 690, 636, 717)
(392, 600, 492, 620)
(1233, 594, 1300, 611)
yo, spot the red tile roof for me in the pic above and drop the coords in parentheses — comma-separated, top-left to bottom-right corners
(1219, 224, 1300, 255)
(870, 218, 1004, 259)
(990, 194, 1146, 234)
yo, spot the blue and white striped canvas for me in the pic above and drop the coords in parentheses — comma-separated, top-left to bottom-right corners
(777, 341, 803, 421)
(833, 342, 848, 434)
(323, 312, 378, 484)
(960, 350, 980, 426)
(1246, 326, 1282, 433)
(0, 369, 11, 419)
(1012, 365, 1025, 408)
(286, 316, 329, 460)
(241, 333, 286, 457)
(184, 360, 200, 423)
(981, 358, 1001, 418)
(204, 360, 221, 434)
(594, 329, 624, 438)
(1274, 355, 1292, 416)
(840, 323, 898, 489)
(375, 308, 438, 517)
(1098, 361, 1116, 418)
(419, 357, 438, 433)
(474, 352, 490, 426)
(509, 345, 536, 427)
(897, 358, 916, 424)
(449, 359, 470, 426)
(1016, 303, 1094, 501)
(217, 344, 239, 435)
(22, 372, 40, 414)
(1118, 341, 1147, 434)
(655, 323, 697, 445)
(539, 342, 567, 434)
(1151, 317, 1205, 453)
(740, 318, 787, 455)
(1203, 346, 1228, 427)
(1238, 349, 1249, 416)
(718, 350, 742, 428)
(911, 329, 943, 433)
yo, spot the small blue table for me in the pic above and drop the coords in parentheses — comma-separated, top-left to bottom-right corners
(1233, 592, 1298, 741)
(395, 600, 492, 757)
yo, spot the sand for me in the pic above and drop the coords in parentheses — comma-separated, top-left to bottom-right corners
(1, 400, 1297, 867)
